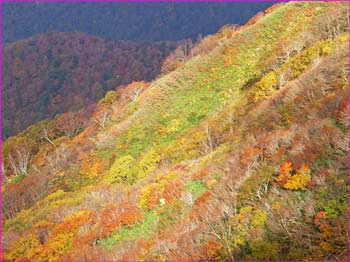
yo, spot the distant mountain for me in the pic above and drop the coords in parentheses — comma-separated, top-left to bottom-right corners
(2, 32, 178, 138)
(2, 2, 272, 43)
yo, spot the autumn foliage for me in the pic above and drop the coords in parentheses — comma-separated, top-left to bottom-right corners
(2, 2, 349, 261)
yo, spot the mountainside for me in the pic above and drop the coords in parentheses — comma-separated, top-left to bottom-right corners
(2, 32, 179, 138)
(3, 2, 272, 43)
(2, 2, 349, 261)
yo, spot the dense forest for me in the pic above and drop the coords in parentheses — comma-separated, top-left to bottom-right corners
(2, 32, 179, 138)
(2, 2, 349, 261)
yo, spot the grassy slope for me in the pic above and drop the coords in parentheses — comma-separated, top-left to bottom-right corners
(2, 2, 349, 260)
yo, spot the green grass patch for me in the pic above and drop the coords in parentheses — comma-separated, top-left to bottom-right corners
(100, 209, 159, 250)
(185, 180, 206, 199)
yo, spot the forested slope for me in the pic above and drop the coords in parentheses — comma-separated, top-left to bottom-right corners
(2, 2, 349, 260)
(2, 32, 178, 137)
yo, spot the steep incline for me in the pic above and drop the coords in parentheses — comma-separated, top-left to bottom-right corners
(2, 2, 349, 260)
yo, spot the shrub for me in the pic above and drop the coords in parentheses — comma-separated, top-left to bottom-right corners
(104, 155, 139, 184)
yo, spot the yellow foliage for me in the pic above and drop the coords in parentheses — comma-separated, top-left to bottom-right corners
(139, 183, 163, 210)
(104, 155, 138, 184)
(229, 206, 253, 248)
(230, 206, 253, 227)
(5, 234, 41, 260)
(160, 119, 183, 135)
(254, 71, 277, 102)
(33, 210, 95, 260)
(36, 232, 75, 261)
(138, 149, 161, 178)
(33, 220, 54, 229)
(251, 209, 268, 227)
(206, 179, 218, 189)
(155, 171, 178, 184)
(139, 172, 179, 210)
(271, 201, 282, 211)
(284, 165, 311, 190)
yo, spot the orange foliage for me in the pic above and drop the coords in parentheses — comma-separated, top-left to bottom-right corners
(314, 211, 327, 226)
(52, 210, 96, 235)
(203, 240, 221, 258)
(264, 3, 282, 14)
(119, 200, 144, 227)
(241, 147, 261, 165)
(245, 11, 264, 26)
(99, 203, 120, 238)
(314, 211, 333, 252)
(73, 227, 99, 248)
(79, 153, 108, 179)
(99, 200, 143, 238)
(134, 239, 155, 260)
(276, 160, 293, 186)
(277, 161, 311, 190)
(191, 170, 209, 180)
(163, 179, 184, 203)
(194, 191, 212, 206)
(141, 183, 164, 211)
(190, 191, 212, 220)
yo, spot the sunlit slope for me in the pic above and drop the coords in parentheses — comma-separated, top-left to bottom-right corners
(2, 2, 349, 260)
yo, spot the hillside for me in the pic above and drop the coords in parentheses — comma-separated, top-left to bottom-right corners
(2, 32, 179, 138)
(3, 2, 272, 43)
(2, 2, 349, 261)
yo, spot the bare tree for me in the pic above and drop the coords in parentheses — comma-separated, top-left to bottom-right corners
(8, 146, 30, 176)
(182, 191, 194, 205)
(277, 71, 288, 88)
(47, 143, 69, 173)
(201, 124, 219, 154)
(125, 87, 143, 102)
(94, 111, 110, 130)
(282, 44, 292, 60)
(40, 127, 55, 147)
(2, 161, 7, 181)
(294, 41, 304, 54)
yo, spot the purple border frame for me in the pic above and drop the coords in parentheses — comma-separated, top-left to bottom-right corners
(0, 0, 349, 261)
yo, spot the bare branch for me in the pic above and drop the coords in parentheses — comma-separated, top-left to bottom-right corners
(8, 146, 30, 176)
(94, 111, 110, 130)
(40, 127, 55, 147)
